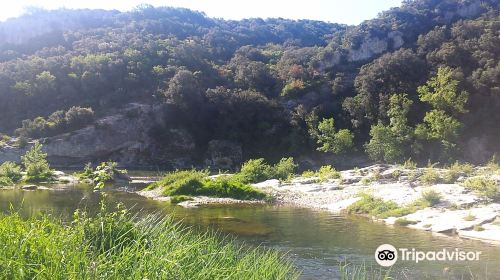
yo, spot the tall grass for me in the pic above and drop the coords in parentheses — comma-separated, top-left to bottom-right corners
(0, 202, 298, 280)
(339, 262, 392, 280)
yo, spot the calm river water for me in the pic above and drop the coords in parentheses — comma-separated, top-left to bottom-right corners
(1, 183, 499, 280)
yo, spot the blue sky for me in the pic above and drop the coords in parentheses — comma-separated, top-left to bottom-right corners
(1, 0, 403, 25)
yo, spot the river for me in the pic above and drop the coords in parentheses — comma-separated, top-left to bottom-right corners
(0, 183, 499, 280)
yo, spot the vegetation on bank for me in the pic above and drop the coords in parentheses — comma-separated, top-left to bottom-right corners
(145, 169, 267, 202)
(0, 141, 54, 186)
(0, 203, 297, 279)
(76, 161, 129, 189)
(346, 192, 441, 220)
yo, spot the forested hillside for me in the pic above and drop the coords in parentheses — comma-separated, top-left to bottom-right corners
(0, 0, 499, 168)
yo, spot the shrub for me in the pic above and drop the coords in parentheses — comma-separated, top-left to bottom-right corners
(301, 165, 340, 182)
(273, 157, 297, 180)
(200, 176, 267, 200)
(402, 158, 417, 169)
(394, 218, 418, 226)
(419, 168, 441, 185)
(0, 161, 22, 184)
(170, 195, 194, 204)
(148, 170, 267, 200)
(347, 194, 399, 217)
(236, 157, 297, 183)
(317, 165, 341, 181)
(462, 177, 499, 199)
(444, 161, 475, 183)
(463, 212, 476, 221)
(21, 141, 54, 182)
(473, 225, 485, 231)
(347, 194, 426, 218)
(237, 158, 272, 183)
(78, 161, 128, 189)
(421, 189, 442, 206)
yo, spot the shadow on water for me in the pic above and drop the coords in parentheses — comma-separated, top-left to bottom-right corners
(0, 183, 499, 280)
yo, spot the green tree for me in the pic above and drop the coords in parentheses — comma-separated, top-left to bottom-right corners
(22, 141, 53, 182)
(417, 66, 468, 114)
(416, 67, 469, 160)
(365, 93, 414, 162)
(316, 118, 354, 154)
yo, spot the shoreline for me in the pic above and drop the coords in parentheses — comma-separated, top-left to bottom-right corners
(135, 164, 500, 245)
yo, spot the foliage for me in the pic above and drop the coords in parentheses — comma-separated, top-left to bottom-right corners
(15, 107, 94, 138)
(170, 195, 194, 204)
(21, 141, 53, 182)
(147, 170, 267, 200)
(0, 205, 297, 279)
(394, 218, 418, 226)
(402, 159, 417, 169)
(417, 67, 468, 114)
(444, 161, 475, 183)
(300, 165, 341, 182)
(462, 177, 499, 199)
(0, 161, 23, 185)
(236, 158, 297, 183)
(237, 159, 273, 184)
(365, 94, 414, 163)
(0, 2, 499, 164)
(421, 189, 442, 206)
(78, 161, 128, 189)
(419, 168, 442, 185)
(347, 194, 428, 219)
(316, 118, 354, 154)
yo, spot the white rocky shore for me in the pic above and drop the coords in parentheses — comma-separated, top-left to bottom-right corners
(252, 164, 500, 245)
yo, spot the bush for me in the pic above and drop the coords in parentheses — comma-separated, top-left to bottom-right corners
(347, 194, 425, 218)
(421, 189, 442, 206)
(200, 176, 267, 200)
(300, 165, 340, 182)
(147, 170, 267, 200)
(83, 161, 128, 189)
(462, 177, 499, 199)
(444, 161, 475, 183)
(317, 165, 341, 181)
(237, 158, 272, 183)
(21, 141, 54, 182)
(273, 157, 297, 180)
(402, 159, 417, 169)
(0, 161, 22, 184)
(347, 194, 399, 217)
(236, 157, 296, 183)
(170, 195, 194, 204)
(419, 168, 441, 185)
(394, 218, 418, 226)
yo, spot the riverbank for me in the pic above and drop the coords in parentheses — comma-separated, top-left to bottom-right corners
(252, 164, 500, 245)
(135, 163, 500, 245)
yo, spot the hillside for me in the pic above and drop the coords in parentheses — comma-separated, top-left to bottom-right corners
(0, 0, 499, 169)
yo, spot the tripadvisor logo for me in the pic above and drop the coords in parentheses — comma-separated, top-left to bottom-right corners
(375, 244, 482, 267)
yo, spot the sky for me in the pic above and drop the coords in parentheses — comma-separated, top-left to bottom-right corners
(0, 0, 403, 25)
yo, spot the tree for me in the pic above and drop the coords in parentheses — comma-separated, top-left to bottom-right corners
(364, 93, 414, 162)
(22, 141, 53, 182)
(164, 70, 203, 108)
(417, 66, 468, 114)
(316, 118, 354, 154)
(416, 67, 469, 160)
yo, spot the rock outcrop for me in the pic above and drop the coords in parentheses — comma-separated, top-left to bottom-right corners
(0, 103, 196, 168)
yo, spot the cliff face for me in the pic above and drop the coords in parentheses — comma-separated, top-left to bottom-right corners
(0, 103, 197, 168)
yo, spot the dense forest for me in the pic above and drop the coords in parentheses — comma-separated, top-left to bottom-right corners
(0, 0, 499, 168)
